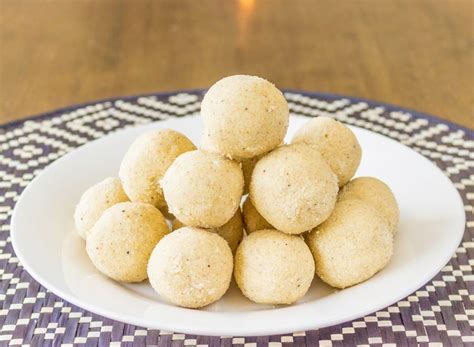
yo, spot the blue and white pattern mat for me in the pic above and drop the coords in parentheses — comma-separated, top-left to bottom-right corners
(0, 90, 473, 346)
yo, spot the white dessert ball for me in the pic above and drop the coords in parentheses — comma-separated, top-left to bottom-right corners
(292, 116, 362, 186)
(119, 129, 196, 210)
(74, 177, 129, 239)
(172, 209, 244, 253)
(241, 156, 260, 195)
(338, 176, 399, 233)
(306, 199, 393, 289)
(201, 75, 289, 159)
(250, 143, 338, 234)
(147, 227, 233, 308)
(161, 150, 244, 228)
(242, 196, 273, 234)
(201, 130, 262, 195)
(234, 229, 315, 304)
(86, 202, 169, 282)
(200, 128, 218, 153)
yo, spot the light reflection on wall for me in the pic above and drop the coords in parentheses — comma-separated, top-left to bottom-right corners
(237, 0, 256, 47)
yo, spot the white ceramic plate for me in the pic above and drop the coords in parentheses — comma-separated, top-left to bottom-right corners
(11, 115, 465, 337)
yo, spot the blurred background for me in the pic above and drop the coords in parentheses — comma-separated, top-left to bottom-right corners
(0, 0, 472, 127)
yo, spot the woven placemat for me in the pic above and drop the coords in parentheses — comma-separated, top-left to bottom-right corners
(0, 91, 473, 346)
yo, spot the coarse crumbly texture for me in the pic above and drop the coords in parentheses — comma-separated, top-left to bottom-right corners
(292, 116, 362, 186)
(201, 75, 289, 159)
(161, 150, 244, 228)
(147, 227, 233, 308)
(250, 143, 338, 234)
(201, 130, 266, 195)
(306, 199, 393, 289)
(338, 176, 399, 234)
(234, 229, 315, 305)
(172, 209, 244, 253)
(242, 195, 273, 234)
(241, 155, 260, 195)
(74, 177, 129, 240)
(86, 202, 169, 282)
(119, 129, 196, 210)
(200, 128, 218, 153)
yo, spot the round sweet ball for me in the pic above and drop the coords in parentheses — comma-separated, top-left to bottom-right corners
(147, 227, 233, 308)
(200, 128, 218, 153)
(214, 209, 244, 253)
(201, 130, 264, 195)
(161, 150, 244, 228)
(338, 177, 399, 234)
(242, 196, 273, 234)
(119, 129, 196, 210)
(172, 209, 244, 253)
(235, 229, 315, 305)
(74, 177, 129, 240)
(250, 143, 338, 234)
(201, 75, 289, 159)
(292, 116, 362, 186)
(241, 156, 259, 195)
(171, 218, 185, 231)
(306, 199, 393, 289)
(86, 202, 169, 282)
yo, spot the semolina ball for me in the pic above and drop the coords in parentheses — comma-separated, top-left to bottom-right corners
(241, 156, 260, 195)
(338, 176, 399, 233)
(242, 196, 273, 234)
(161, 150, 244, 228)
(250, 143, 338, 234)
(172, 209, 244, 253)
(201, 130, 271, 195)
(74, 177, 129, 239)
(292, 116, 361, 186)
(234, 229, 315, 304)
(200, 128, 218, 153)
(201, 75, 289, 159)
(86, 202, 169, 282)
(147, 227, 233, 308)
(306, 199, 393, 289)
(119, 129, 196, 210)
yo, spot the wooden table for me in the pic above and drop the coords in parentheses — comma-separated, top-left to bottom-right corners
(1, 0, 472, 128)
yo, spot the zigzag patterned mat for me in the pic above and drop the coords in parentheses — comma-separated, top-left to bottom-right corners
(0, 91, 473, 346)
